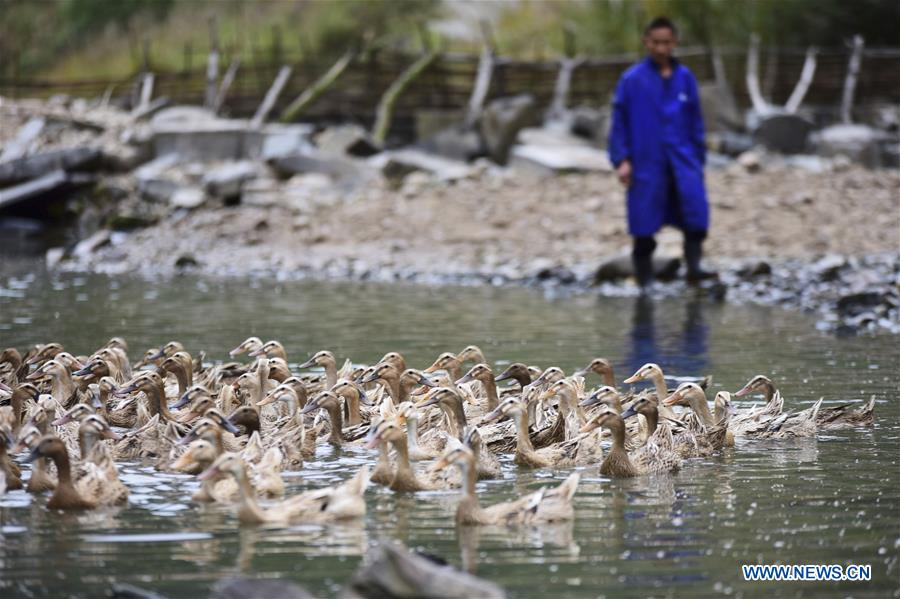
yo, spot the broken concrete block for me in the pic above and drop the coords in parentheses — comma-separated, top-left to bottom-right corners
(480, 94, 537, 164)
(170, 187, 206, 209)
(0, 117, 46, 162)
(752, 114, 814, 154)
(202, 160, 260, 199)
(369, 149, 473, 182)
(72, 229, 111, 258)
(812, 124, 888, 168)
(315, 124, 380, 157)
(0, 146, 102, 186)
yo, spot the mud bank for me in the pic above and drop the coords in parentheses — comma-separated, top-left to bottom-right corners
(59, 166, 899, 334)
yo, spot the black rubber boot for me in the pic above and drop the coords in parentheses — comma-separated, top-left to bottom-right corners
(632, 236, 656, 290)
(684, 232, 718, 286)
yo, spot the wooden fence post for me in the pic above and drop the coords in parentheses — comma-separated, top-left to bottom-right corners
(251, 65, 292, 128)
(205, 16, 220, 109)
(840, 35, 864, 124)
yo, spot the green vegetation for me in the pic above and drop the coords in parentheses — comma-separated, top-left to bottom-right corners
(0, 0, 897, 80)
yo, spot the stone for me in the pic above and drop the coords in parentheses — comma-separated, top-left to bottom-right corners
(812, 124, 888, 168)
(0, 170, 70, 210)
(536, 265, 576, 284)
(708, 131, 754, 157)
(107, 214, 156, 230)
(45, 247, 65, 269)
(72, 229, 111, 258)
(480, 94, 537, 164)
(314, 124, 380, 157)
(569, 106, 608, 142)
(738, 261, 772, 278)
(0, 146, 102, 186)
(174, 254, 200, 269)
(369, 149, 473, 182)
(510, 128, 612, 175)
(836, 291, 885, 316)
(0, 117, 46, 162)
(752, 114, 815, 154)
(812, 255, 846, 282)
(737, 151, 761, 172)
(169, 187, 206, 209)
(202, 161, 260, 199)
(420, 126, 483, 162)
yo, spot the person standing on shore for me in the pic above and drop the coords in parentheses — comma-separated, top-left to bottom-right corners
(608, 17, 717, 289)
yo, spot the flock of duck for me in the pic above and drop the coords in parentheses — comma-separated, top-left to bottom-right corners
(0, 338, 876, 528)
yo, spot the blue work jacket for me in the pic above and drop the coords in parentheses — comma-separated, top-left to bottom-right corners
(608, 56, 709, 236)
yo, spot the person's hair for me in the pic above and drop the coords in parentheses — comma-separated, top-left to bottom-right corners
(644, 16, 677, 37)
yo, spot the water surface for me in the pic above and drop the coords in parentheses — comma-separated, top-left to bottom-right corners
(1, 266, 897, 598)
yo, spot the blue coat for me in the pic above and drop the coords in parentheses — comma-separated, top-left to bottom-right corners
(608, 57, 709, 237)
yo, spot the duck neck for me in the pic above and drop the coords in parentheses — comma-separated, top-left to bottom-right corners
(345, 393, 361, 427)
(406, 418, 422, 455)
(78, 429, 98, 460)
(172, 365, 190, 398)
(390, 435, 413, 477)
(459, 459, 478, 503)
(445, 398, 468, 440)
(11, 389, 25, 433)
(381, 374, 401, 405)
(324, 360, 337, 390)
(642, 408, 658, 436)
(513, 371, 532, 389)
(148, 380, 174, 421)
(692, 395, 715, 427)
(650, 373, 668, 401)
(602, 369, 617, 389)
(49, 447, 75, 489)
(481, 377, 500, 411)
(235, 466, 268, 523)
(326, 404, 344, 445)
(52, 370, 75, 405)
(513, 410, 535, 453)
(761, 380, 776, 403)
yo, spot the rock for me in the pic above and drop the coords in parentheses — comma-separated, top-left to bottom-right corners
(131, 97, 171, 121)
(107, 214, 156, 230)
(212, 578, 313, 599)
(369, 149, 473, 182)
(708, 131, 754, 157)
(535, 265, 576, 284)
(812, 255, 846, 282)
(415, 109, 464, 142)
(0, 117, 46, 162)
(0, 170, 70, 210)
(836, 291, 885, 316)
(202, 161, 260, 200)
(0, 146, 102, 186)
(315, 124, 380, 157)
(811, 124, 888, 168)
(169, 187, 206, 209)
(269, 147, 377, 192)
(736, 151, 761, 172)
(480, 94, 537, 164)
(420, 126, 483, 162)
(45, 247, 65, 269)
(699, 82, 741, 133)
(569, 106, 608, 142)
(347, 542, 505, 599)
(592, 255, 681, 283)
(738, 261, 772, 278)
(72, 229, 111, 258)
(174, 254, 200, 269)
(752, 114, 814, 154)
(510, 128, 612, 176)
(260, 124, 316, 160)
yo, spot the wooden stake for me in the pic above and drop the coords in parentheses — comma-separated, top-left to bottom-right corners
(372, 50, 439, 146)
(213, 59, 241, 114)
(251, 65, 292, 128)
(840, 35, 864, 124)
(205, 16, 220, 109)
(280, 49, 355, 122)
(745, 34, 769, 114)
(784, 47, 817, 114)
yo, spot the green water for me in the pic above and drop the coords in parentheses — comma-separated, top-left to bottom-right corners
(1, 268, 898, 598)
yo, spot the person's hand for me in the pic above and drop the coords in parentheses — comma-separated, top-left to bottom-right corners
(616, 159, 632, 187)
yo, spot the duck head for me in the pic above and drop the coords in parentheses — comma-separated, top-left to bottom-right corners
(456, 363, 492, 386)
(734, 375, 774, 397)
(297, 350, 335, 369)
(663, 382, 706, 407)
(229, 336, 262, 357)
(624, 363, 663, 384)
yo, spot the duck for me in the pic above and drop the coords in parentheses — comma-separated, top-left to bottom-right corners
(431, 436, 580, 526)
(0, 421, 23, 490)
(575, 357, 618, 388)
(299, 391, 349, 447)
(361, 362, 433, 405)
(25, 434, 127, 509)
(26, 357, 82, 408)
(331, 379, 371, 427)
(229, 336, 263, 358)
(456, 363, 501, 412)
(365, 418, 456, 492)
(199, 452, 368, 525)
(297, 350, 340, 390)
(1, 348, 28, 386)
(622, 395, 727, 457)
(622, 363, 681, 420)
(424, 353, 465, 388)
(456, 345, 487, 366)
(74, 415, 129, 504)
(396, 401, 441, 461)
(13, 425, 56, 492)
(24, 342, 65, 368)
(494, 363, 538, 391)
(6, 382, 40, 435)
(249, 340, 288, 362)
(480, 397, 596, 469)
(736, 375, 874, 430)
(713, 392, 736, 447)
(159, 351, 194, 399)
(580, 409, 681, 477)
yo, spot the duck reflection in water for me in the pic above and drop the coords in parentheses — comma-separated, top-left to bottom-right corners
(625, 295, 709, 381)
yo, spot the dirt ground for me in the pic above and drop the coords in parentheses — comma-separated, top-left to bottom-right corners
(79, 164, 900, 281)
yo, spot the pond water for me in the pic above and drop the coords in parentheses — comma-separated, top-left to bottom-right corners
(1, 263, 898, 598)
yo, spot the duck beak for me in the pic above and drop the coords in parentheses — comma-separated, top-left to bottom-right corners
(114, 383, 137, 397)
(579, 420, 600, 434)
(623, 373, 641, 384)
(148, 349, 165, 361)
(220, 418, 240, 435)
(455, 373, 474, 385)
(228, 346, 242, 357)
(572, 368, 589, 378)
(579, 394, 602, 408)
(256, 393, 277, 407)
(364, 433, 382, 450)
(178, 430, 199, 446)
(480, 406, 503, 425)
(51, 414, 75, 426)
(429, 456, 450, 472)
(415, 393, 441, 409)
(25, 369, 46, 382)
(662, 390, 683, 407)
(197, 465, 220, 482)
(360, 371, 379, 384)
(170, 393, 192, 410)
(0, 381, 11, 394)
(621, 406, 638, 419)
(417, 374, 438, 388)
(297, 357, 317, 369)
(72, 364, 94, 377)
(299, 400, 319, 415)
(356, 386, 371, 406)
(734, 384, 752, 397)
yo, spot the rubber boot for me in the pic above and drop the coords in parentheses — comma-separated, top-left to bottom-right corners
(632, 236, 656, 291)
(684, 234, 718, 286)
